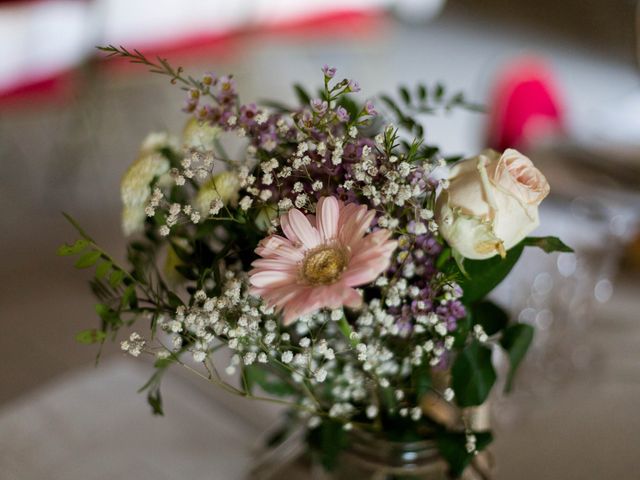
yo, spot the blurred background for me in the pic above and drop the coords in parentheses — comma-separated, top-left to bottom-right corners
(1, 0, 639, 479)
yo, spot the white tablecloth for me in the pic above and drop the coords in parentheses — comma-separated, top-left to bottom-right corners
(2, 281, 639, 480)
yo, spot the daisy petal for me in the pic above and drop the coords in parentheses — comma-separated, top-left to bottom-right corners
(287, 209, 320, 249)
(317, 196, 340, 241)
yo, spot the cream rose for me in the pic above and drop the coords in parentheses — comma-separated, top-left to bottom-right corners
(435, 149, 550, 260)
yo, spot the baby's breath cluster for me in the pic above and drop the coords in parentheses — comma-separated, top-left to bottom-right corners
(110, 65, 470, 430)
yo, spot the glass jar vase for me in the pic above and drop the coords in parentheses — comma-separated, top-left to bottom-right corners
(311, 429, 491, 480)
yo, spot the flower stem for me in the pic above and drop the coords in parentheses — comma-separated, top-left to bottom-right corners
(338, 317, 358, 348)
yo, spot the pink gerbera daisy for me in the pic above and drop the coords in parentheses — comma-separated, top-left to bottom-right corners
(249, 196, 397, 325)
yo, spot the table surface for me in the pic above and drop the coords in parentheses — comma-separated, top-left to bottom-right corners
(2, 279, 639, 480)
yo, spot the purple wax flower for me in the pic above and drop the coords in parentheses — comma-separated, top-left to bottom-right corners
(310, 99, 328, 115)
(336, 106, 349, 122)
(182, 99, 197, 113)
(364, 100, 377, 116)
(322, 64, 336, 78)
(201, 71, 216, 86)
(240, 103, 258, 125)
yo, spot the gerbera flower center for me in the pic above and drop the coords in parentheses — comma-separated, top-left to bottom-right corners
(301, 245, 347, 285)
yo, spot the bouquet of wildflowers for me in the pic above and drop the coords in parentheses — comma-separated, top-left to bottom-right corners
(60, 47, 571, 478)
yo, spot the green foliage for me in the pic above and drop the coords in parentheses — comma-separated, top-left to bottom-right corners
(75, 329, 107, 344)
(57, 239, 89, 256)
(379, 83, 484, 141)
(458, 243, 524, 305)
(436, 431, 493, 477)
(244, 365, 297, 397)
(138, 361, 174, 416)
(97, 45, 196, 89)
(411, 364, 432, 401)
(457, 236, 572, 305)
(147, 386, 164, 415)
(500, 323, 534, 392)
(523, 236, 573, 253)
(307, 419, 349, 471)
(471, 301, 508, 336)
(451, 341, 496, 407)
(95, 260, 112, 279)
(293, 83, 311, 106)
(74, 250, 102, 268)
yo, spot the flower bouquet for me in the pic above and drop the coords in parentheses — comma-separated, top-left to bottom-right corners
(60, 47, 571, 479)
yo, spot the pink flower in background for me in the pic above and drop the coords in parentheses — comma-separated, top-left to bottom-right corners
(249, 197, 397, 325)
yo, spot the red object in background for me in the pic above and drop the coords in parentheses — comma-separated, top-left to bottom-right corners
(488, 58, 564, 151)
(0, 7, 384, 108)
(101, 9, 383, 73)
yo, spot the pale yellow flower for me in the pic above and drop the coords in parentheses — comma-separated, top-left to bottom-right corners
(195, 171, 240, 214)
(182, 117, 220, 150)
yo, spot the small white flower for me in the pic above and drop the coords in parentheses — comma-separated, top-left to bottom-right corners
(366, 405, 379, 418)
(314, 368, 328, 383)
(255, 112, 268, 125)
(120, 332, 145, 357)
(444, 388, 455, 401)
(239, 196, 253, 211)
(308, 416, 321, 428)
(193, 350, 206, 362)
(411, 407, 422, 421)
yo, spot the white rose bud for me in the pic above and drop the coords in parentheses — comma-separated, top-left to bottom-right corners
(435, 149, 550, 260)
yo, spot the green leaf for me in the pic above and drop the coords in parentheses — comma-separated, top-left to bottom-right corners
(75, 329, 107, 344)
(523, 236, 573, 253)
(472, 301, 508, 336)
(266, 421, 294, 448)
(154, 357, 175, 369)
(293, 83, 311, 106)
(459, 242, 524, 304)
(451, 341, 496, 407)
(74, 250, 101, 268)
(244, 365, 297, 397)
(411, 363, 432, 400)
(95, 260, 112, 279)
(379, 94, 405, 120)
(95, 303, 111, 318)
(399, 85, 411, 104)
(435, 248, 452, 270)
(437, 431, 493, 477)
(417, 84, 427, 102)
(452, 249, 469, 278)
(175, 265, 198, 281)
(500, 323, 534, 392)
(147, 386, 164, 416)
(452, 314, 471, 349)
(167, 292, 184, 308)
(57, 239, 89, 256)
(109, 269, 125, 288)
(169, 240, 192, 263)
(307, 419, 348, 471)
(122, 285, 138, 309)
